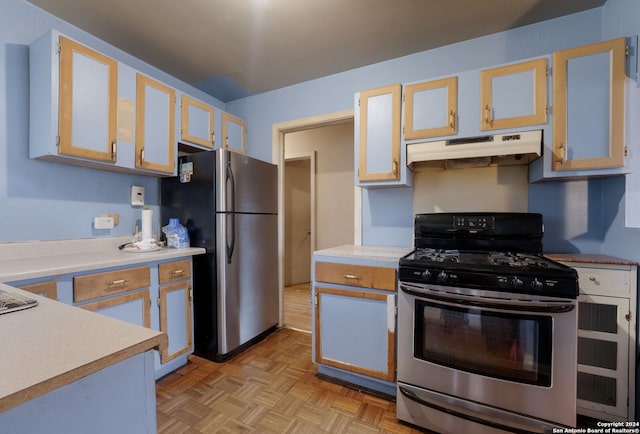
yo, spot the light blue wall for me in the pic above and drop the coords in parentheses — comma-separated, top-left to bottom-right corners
(2, 0, 640, 259)
(0, 0, 224, 242)
(227, 0, 640, 257)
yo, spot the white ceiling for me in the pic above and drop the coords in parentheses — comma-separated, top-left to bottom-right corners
(27, 0, 606, 102)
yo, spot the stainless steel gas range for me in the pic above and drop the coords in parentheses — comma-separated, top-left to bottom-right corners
(396, 212, 579, 434)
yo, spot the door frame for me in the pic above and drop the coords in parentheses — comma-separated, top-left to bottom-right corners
(272, 109, 356, 327)
(284, 151, 316, 287)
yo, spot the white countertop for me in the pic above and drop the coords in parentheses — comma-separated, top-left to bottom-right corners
(0, 283, 167, 413)
(0, 236, 206, 282)
(314, 244, 412, 264)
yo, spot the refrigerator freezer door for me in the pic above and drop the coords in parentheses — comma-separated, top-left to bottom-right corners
(216, 212, 279, 355)
(216, 149, 278, 214)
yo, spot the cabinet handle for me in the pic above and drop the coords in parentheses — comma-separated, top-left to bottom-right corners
(111, 141, 117, 161)
(170, 269, 185, 276)
(211, 131, 215, 146)
(343, 274, 361, 280)
(106, 279, 128, 290)
(140, 148, 145, 164)
(449, 110, 455, 129)
(484, 104, 492, 125)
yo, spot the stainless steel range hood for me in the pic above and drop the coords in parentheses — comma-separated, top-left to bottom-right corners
(407, 129, 542, 169)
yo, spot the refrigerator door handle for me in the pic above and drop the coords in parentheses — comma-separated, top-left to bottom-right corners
(226, 161, 236, 264)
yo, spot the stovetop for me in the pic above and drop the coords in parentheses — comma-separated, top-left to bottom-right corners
(399, 248, 579, 298)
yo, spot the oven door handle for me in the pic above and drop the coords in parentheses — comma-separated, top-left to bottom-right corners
(400, 284, 575, 313)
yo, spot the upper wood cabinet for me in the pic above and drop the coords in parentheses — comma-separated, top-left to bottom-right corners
(356, 84, 411, 187)
(404, 76, 457, 140)
(135, 73, 176, 174)
(30, 32, 119, 165)
(480, 58, 548, 131)
(180, 95, 215, 149)
(222, 112, 246, 154)
(552, 38, 627, 172)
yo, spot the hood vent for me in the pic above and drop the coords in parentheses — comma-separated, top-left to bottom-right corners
(407, 129, 542, 169)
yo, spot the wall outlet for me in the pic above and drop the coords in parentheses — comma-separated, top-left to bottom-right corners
(94, 216, 115, 229)
(131, 185, 145, 206)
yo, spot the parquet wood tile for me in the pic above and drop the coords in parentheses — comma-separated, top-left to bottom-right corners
(156, 328, 426, 433)
(283, 284, 312, 332)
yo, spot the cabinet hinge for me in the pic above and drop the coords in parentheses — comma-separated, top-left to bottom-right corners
(546, 66, 551, 76)
(358, 97, 360, 107)
(56, 135, 60, 147)
(625, 44, 630, 57)
(157, 297, 161, 307)
(625, 146, 628, 158)
(394, 306, 398, 316)
(313, 293, 318, 307)
(56, 43, 61, 55)
(189, 285, 193, 300)
(625, 311, 631, 322)
(545, 105, 550, 115)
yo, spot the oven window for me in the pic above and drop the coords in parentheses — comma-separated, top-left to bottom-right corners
(414, 300, 552, 386)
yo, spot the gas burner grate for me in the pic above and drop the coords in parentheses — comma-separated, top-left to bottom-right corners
(488, 252, 549, 269)
(414, 249, 460, 263)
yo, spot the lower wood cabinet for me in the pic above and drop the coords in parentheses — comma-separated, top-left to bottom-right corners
(553, 256, 638, 422)
(157, 259, 193, 364)
(314, 286, 395, 382)
(312, 259, 397, 394)
(81, 290, 151, 328)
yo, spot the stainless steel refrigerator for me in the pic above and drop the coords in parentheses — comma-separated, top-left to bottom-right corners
(160, 149, 278, 362)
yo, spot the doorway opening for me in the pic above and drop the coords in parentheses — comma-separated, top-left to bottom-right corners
(273, 109, 357, 332)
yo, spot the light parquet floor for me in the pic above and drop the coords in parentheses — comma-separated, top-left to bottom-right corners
(283, 283, 312, 333)
(156, 328, 426, 434)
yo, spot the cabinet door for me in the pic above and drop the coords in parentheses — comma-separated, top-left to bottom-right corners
(314, 286, 395, 382)
(480, 58, 547, 131)
(181, 95, 215, 149)
(58, 36, 117, 162)
(222, 112, 246, 154)
(577, 294, 630, 420)
(80, 290, 151, 328)
(553, 38, 626, 171)
(357, 84, 402, 182)
(404, 77, 457, 140)
(158, 281, 193, 363)
(135, 73, 176, 174)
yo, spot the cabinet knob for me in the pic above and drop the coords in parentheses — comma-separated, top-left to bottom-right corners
(111, 141, 117, 161)
(484, 104, 492, 125)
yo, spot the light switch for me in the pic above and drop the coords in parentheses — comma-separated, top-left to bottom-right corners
(131, 185, 145, 206)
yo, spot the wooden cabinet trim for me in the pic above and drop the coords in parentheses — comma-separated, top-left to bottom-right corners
(159, 259, 192, 284)
(221, 112, 246, 154)
(181, 94, 215, 148)
(80, 289, 151, 328)
(135, 73, 176, 173)
(358, 84, 402, 182)
(314, 286, 395, 382)
(480, 57, 548, 131)
(58, 36, 118, 162)
(159, 281, 193, 363)
(315, 261, 396, 291)
(404, 76, 458, 140)
(17, 280, 58, 300)
(73, 265, 151, 302)
(552, 38, 626, 171)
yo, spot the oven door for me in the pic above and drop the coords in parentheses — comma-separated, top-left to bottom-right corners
(397, 281, 577, 430)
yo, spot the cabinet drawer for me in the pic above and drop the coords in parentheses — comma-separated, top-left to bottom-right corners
(74, 266, 151, 302)
(159, 259, 191, 284)
(315, 262, 396, 291)
(17, 280, 58, 300)
(575, 267, 631, 296)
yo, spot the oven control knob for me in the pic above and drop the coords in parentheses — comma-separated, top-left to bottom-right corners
(510, 277, 524, 288)
(421, 270, 432, 280)
(437, 271, 448, 283)
(530, 278, 544, 291)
